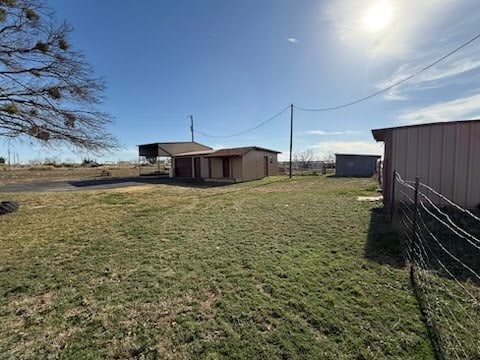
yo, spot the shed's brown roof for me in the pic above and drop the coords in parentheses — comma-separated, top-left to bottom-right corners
(204, 146, 281, 158)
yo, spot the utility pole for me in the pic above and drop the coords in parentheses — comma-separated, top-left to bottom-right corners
(289, 104, 294, 179)
(190, 115, 195, 142)
(7, 147, 10, 171)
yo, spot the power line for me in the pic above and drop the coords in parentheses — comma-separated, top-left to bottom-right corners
(194, 105, 291, 138)
(294, 32, 480, 112)
(136, 33, 480, 139)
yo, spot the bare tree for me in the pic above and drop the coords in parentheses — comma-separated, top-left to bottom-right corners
(322, 152, 335, 173)
(0, 0, 117, 151)
(324, 152, 335, 163)
(294, 149, 315, 170)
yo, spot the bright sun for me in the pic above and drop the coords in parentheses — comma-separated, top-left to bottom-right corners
(363, 0, 394, 33)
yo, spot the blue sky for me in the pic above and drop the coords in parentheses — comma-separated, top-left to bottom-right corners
(2, 0, 480, 162)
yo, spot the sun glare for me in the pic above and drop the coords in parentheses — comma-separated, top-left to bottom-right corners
(363, 0, 394, 33)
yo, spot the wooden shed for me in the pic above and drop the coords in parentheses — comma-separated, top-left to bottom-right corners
(372, 120, 480, 208)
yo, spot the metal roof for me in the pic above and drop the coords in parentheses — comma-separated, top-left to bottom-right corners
(335, 153, 381, 158)
(203, 146, 281, 158)
(137, 141, 211, 147)
(372, 119, 480, 142)
(174, 150, 215, 157)
(138, 142, 212, 157)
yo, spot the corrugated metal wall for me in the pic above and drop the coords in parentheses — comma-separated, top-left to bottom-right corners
(231, 157, 243, 180)
(391, 121, 480, 208)
(209, 158, 223, 178)
(335, 155, 379, 177)
(207, 157, 242, 181)
(242, 150, 279, 181)
(172, 151, 279, 181)
(199, 157, 209, 178)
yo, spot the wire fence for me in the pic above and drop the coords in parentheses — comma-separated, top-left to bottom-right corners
(278, 161, 335, 175)
(392, 171, 480, 359)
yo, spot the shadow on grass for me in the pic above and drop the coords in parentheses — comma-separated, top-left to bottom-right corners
(417, 207, 480, 286)
(69, 175, 172, 187)
(364, 207, 405, 269)
(68, 176, 234, 189)
(2, 175, 279, 193)
(70, 176, 287, 194)
(365, 207, 480, 286)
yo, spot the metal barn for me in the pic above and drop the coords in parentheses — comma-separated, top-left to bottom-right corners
(372, 120, 480, 208)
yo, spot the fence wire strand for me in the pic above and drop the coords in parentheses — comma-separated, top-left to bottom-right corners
(392, 172, 480, 359)
(418, 182, 480, 223)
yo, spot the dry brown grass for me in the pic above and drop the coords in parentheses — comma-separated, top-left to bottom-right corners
(0, 163, 145, 184)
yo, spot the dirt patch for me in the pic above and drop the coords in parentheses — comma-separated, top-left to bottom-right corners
(357, 196, 383, 202)
(200, 290, 220, 320)
(10, 292, 53, 317)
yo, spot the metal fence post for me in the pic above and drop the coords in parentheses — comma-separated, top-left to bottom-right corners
(391, 170, 397, 223)
(411, 176, 420, 278)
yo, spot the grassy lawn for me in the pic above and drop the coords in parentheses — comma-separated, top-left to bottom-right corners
(0, 176, 434, 359)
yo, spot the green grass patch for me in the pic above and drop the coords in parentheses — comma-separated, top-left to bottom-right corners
(0, 176, 434, 358)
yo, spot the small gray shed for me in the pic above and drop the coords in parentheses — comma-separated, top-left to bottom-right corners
(335, 154, 381, 177)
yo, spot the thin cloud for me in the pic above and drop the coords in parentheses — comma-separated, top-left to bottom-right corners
(378, 57, 480, 101)
(212, 144, 226, 150)
(382, 87, 408, 101)
(307, 130, 365, 135)
(278, 151, 291, 162)
(415, 58, 480, 83)
(397, 93, 480, 125)
(278, 141, 383, 161)
(308, 141, 383, 157)
(286, 37, 299, 44)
